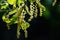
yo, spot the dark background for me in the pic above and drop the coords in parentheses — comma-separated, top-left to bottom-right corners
(0, 0, 60, 40)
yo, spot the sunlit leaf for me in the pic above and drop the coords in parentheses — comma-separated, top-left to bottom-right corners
(2, 13, 11, 23)
(1, 3, 8, 9)
(21, 22, 30, 30)
(17, 0, 24, 6)
(8, 9, 17, 15)
(7, 0, 16, 7)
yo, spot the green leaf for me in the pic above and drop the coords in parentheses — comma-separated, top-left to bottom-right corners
(6, 9, 17, 25)
(2, 13, 11, 23)
(8, 9, 17, 15)
(29, 0, 36, 3)
(9, 14, 18, 25)
(7, 0, 16, 5)
(1, 3, 8, 9)
(25, 22, 30, 28)
(17, 0, 25, 6)
(7, 0, 16, 7)
(21, 22, 30, 30)
(43, 8, 51, 19)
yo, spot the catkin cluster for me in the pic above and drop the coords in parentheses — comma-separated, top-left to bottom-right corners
(1, 0, 55, 39)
